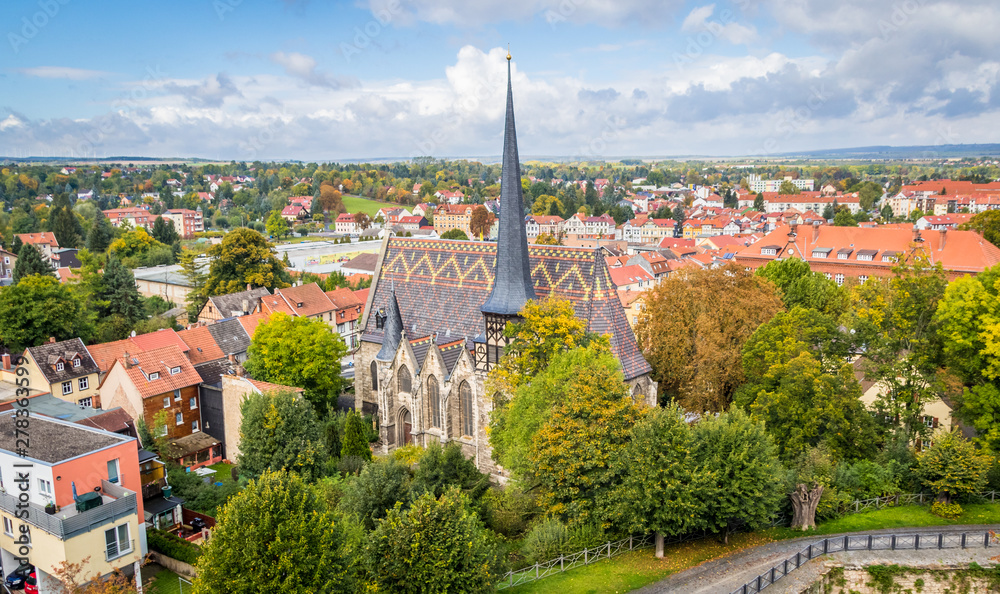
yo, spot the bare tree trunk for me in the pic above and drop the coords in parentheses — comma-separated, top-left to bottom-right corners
(655, 532, 664, 558)
(790, 483, 823, 531)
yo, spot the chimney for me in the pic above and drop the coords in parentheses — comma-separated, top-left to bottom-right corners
(228, 354, 236, 364)
(1, 353, 9, 371)
(123, 352, 132, 369)
(812, 221, 821, 243)
(242, 299, 249, 314)
(939, 227, 947, 251)
(246, 283, 251, 291)
(788, 221, 798, 238)
(235, 364, 245, 378)
(912, 225, 924, 243)
(48, 336, 56, 344)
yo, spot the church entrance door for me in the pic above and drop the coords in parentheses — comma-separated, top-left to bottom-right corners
(399, 409, 412, 445)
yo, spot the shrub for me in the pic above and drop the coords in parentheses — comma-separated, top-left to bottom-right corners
(341, 458, 411, 530)
(390, 444, 424, 466)
(337, 455, 366, 476)
(412, 442, 490, 502)
(930, 501, 963, 520)
(521, 519, 607, 564)
(482, 486, 538, 538)
(147, 528, 201, 565)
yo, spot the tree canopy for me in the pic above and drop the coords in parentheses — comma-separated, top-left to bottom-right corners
(0, 274, 93, 351)
(237, 389, 327, 481)
(12, 242, 52, 284)
(203, 227, 290, 296)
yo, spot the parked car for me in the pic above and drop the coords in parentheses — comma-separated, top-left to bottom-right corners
(5, 565, 33, 590)
(23, 571, 36, 594)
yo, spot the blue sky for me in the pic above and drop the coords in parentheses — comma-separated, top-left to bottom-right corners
(1, 0, 997, 160)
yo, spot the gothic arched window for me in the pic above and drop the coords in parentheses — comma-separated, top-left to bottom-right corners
(460, 381, 474, 437)
(427, 375, 441, 429)
(370, 361, 378, 390)
(398, 365, 411, 393)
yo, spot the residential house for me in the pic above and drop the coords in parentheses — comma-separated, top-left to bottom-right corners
(432, 204, 474, 237)
(132, 265, 196, 303)
(915, 213, 975, 231)
(137, 449, 185, 531)
(22, 338, 101, 408)
(735, 223, 1000, 283)
(0, 415, 145, 591)
(197, 286, 269, 323)
(16, 232, 59, 263)
(102, 208, 153, 230)
(161, 209, 204, 239)
(398, 215, 427, 232)
(625, 252, 670, 281)
(411, 203, 434, 218)
(525, 215, 564, 240)
(377, 208, 410, 225)
(335, 213, 358, 235)
(341, 253, 379, 276)
(206, 318, 253, 364)
(609, 265, 655, 291)
(436, 190, 465, 204)
(280, 204, 307, 223)
(325, 288, 365, 350)
(619, 290, 646, 329)
(260, 283, 337, 328)
(0, 249, 15, 284)
(854, 359, 955, 447)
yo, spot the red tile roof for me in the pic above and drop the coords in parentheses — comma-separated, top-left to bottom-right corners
(176, 326, 225, 365)
(86, 339, 134, 374)
(609, 265, 654, 287)
(17, 232, 59, 247)
(267, 283, 335, 318)
(236, 312, 271, 338)
(117, 345, 202, 399)
(129, 329, 189, 354)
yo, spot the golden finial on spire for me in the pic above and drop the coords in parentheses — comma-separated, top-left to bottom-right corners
(506, 44, 511, 61)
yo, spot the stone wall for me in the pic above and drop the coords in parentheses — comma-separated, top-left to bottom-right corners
(806, 565, 1000, 594)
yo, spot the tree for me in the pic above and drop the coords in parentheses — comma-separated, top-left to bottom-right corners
(49, 194, 84, 248)
(636, 263, 783, 411)
(915, 431, 992, 503)
(440, 228, 469, 240)
(778, 180, 801, 195)
(86, 213, 114, 252)
(833, 209, 858, 227)
(535, 232, 560, 245)
(352, 212, 372, 231)
(12, 243, 52, 283)
(237, 389, 326, 481)
(529, 346, 643, 525)
(880, 203, 895, 221)
(469, 205, 495, 239)
(100, 254, 144, 324)
(822, 202, 835, 220)
(934, 268, 1000, 384)
(961, 210, 1000, 247)
(694, 408, 784, 542)
(108, 227, 164, 262)
(244, 313, 346, 411)
(957, 383, 1000, 451)
(366, 487, 503, 594)
(532, 194, 564, 216)
(340, 411, 372, 461)
(50, 557, 138, 593)
(151, 216, 180, 244)
(0, 275, 93, 351)
(411, 441, 489, 502)
(753, 192, 765, 211)
(341, 457, 411, 530)
(607, 404, 712, 540)
(194, 470, 357, 594)
(858, 181, 883, 211)
(265, 211, 290, 238)
(671, 204, 685, 226)
(316, 182, 345, 215)
(755, 258, 843, 315)
(203, 227, 289, 296)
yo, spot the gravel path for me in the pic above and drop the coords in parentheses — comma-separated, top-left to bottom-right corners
(633, 525, 1000, 594)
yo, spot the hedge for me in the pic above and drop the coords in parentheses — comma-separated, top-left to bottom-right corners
(147, 528, 202, 565)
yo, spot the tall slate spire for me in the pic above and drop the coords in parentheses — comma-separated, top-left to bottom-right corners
(375, 290, 404, 362)
(481, 53, 536, 316)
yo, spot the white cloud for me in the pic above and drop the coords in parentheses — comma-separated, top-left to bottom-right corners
(681, 5, 715, 32)
(270, 51, 356, 89)
(680, 4, 757, 45)
(0, 115, 24, 131)
(16, 66, 110, 80)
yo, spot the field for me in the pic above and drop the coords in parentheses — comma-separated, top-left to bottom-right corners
(342, 194, 399, 217)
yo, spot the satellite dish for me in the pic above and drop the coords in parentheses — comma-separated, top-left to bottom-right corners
(130, 331, 136, 337)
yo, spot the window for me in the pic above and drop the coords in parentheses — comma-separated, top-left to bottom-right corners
(78, 397, 93, 408)
(835, 274, 844, 286)
(192, 420, 200, 432)
(460, 381, 474, 437)
(148, 372, 159, 380)
(170, 366, 181, 375)
(56, 362, 64, 372)
(924, 416, 938, 429)
(2, 517, 11, 536)
(38, 479, 53, 498)
(78, 376, 89, 390)
(174, 389, 181, 401)
(73, 358, 80, 368)
(427, 376, 441, 429)
(163, 397, 170, 408)
(824, 273, 832, 280)
(62, 381, 73, 395)
(105, 524, 131, 560)
(859, 275, 868, 283)
(370, 361, 378, 391)
(107, 459, 120, 484)
(398, 365, 411, 393)
(175, 412, 183, 425)
(190, 397, 198, 410)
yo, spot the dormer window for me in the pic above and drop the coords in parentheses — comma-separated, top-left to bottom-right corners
(297, 302, 304, 308)
(73, 358, 81, 368)
(148, 372, 160, 380)
(56, 362, 64, 372)
(375, 308, 387, 329)
(812, 248, 832, 259)
(170, 366, 181, 375)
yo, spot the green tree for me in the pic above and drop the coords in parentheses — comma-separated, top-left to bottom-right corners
(178, 250, 208, 323)
(366, 487, 503, 594)
(858, 181, 883, 211)
(915, 431, 992, 503)
(341, 458, 411, 530)
(960, 209, 1000, 247)
(340, 411, 372, 461)
(778, 180, 801, 195)
(86, 213, 114, 253)
(935, 267, 1000, 384)
(203, 227, 289, 296)
(753, 192, 765, 211)
(194, 470, 357, 594)
(529, 347, 643, 525)
(151, 216, 180, 244)
(237, 389, 326, 481)
(0, 275, 93, 350)
(880, 203, 895, 221)
(265, 211, 290, 238)
(607, 404, 712, 538)
(12, 243, 52, 284)
(755, 258, 843, 315)
(108, 227, 165, 262)
(100, 254, 144, 324)
(48, 194, 84, 248)
(833, 209, 858, 227)
(411, 442, 489, 502)
(693, 408, 784, 542)
(957, 383, 1000, 451)
(440, 228, 469, 240)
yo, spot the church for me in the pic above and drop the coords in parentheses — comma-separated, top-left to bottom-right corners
(354, 55, 656, 475)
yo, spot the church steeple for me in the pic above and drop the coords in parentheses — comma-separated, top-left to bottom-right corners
(481, 52, 536, 317)
(477, 53, 535, 371)
(375, 290, 404, 362)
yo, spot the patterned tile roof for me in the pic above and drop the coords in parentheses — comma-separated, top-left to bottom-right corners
(362, 238, 652, 380)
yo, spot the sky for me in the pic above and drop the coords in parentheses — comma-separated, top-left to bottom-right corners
(0, 0, 998, 161)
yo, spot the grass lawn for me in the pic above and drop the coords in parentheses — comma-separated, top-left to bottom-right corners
(507, 503, 1000, 594)
(143, 564, 191, 594)
(342, 194, 398, 217)
(207, 462, 237, 486)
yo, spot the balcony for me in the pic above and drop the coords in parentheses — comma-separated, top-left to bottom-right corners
(0, 480, 137, 540)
